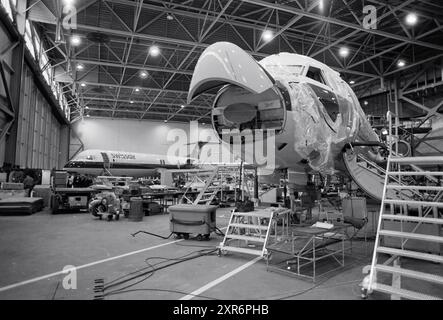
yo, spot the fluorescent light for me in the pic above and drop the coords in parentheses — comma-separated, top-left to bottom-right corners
(149, 45, 160, 57)
(364, 100, 368, 106)
(70, 35, 81, 46)
(139, 70, 148, 79)
(85, 106, 89, 109)
(262, 30, 273, 42)
(80, 82, 86, 87)
(397, 59, 406, 67)
(166, 14, 174, 21)
(180, 105, 185, 108)
(349, 80, 355, 85)
(135, 87, 140, 92)
(130, 100, 134, 104)
(405, 13, 418, 26)
(339, 47, 349, 58)
(76, 63, 84, 71)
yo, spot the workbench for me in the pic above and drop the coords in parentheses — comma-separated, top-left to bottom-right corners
(266, 223, 353, 282)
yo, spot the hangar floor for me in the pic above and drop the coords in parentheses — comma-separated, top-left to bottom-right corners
(0, 208, 440, 300)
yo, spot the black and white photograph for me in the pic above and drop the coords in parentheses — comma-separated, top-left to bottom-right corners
(0, 0, 442, 307)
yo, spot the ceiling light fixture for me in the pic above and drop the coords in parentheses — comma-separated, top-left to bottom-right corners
(339, 47, 350, 58)
(364, 100, 369, 106)
(76, 63, 84, 71)
(397, 59, 406, 67)
(70, 35, 81, 46)
(80, 82, 86, 87)
(166, 14, 174, 21)
(139, 70, 148, 79)
(135, 87, 140, 92)
(262, 30, 273, 42)
(349, 80, 355, 85)
(149, 45, 160, 57)
(130, 100, 134, 104)
(180, 105, 185, 108)
(405, 12, 418, 26)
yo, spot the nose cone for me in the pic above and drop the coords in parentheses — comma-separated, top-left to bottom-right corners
(187, 42, 274, 103)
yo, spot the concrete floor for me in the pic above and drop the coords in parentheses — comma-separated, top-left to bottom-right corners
(0, 207, 440, 300)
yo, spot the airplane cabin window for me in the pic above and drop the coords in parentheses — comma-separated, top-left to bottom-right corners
(306, 67, 327, 85)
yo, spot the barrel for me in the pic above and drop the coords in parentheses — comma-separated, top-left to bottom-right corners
(128, 197, 144, 221)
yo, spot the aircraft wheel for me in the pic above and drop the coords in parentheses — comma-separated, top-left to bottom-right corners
(204, 234, 210, 241)
(183, 233, 190, 240)
(196, 234, 203, 241)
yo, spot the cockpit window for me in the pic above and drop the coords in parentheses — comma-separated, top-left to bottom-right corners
(265, 65, 303, 77)
(306, 67, 327, 85)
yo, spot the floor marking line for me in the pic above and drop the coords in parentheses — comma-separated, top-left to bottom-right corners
(0, 239, 183, 293)
(180, 256, 262, 300)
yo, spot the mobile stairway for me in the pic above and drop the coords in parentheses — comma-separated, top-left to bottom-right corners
(361, 112, 443, 300)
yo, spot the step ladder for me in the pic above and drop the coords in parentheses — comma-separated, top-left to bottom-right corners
(218, 209, 275, 258)
(364, 155, 443, 300)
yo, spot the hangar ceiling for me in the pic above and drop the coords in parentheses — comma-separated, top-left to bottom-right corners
(27, 0, 443, 123)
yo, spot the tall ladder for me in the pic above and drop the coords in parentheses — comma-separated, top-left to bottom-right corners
(179, 167, 219, 205)
(364, 113, 443, 300)
(218, 208, 277, 257)
(193, 168, 222, 205)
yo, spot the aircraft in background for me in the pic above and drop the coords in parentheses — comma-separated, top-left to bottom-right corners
(63, 141, 227, 177)
(64, 149, 196, 177)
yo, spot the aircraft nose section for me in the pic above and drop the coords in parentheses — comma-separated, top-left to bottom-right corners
(187, 42, 274, 103)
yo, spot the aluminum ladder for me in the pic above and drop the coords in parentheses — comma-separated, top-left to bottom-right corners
(364, 155, 443, 300)
(179, 167, 217, 204)
(218, 208, 275, 258)
(193, 168, 221, 205)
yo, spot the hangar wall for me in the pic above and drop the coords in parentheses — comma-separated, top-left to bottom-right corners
(71, 118, 229, 162)
(14, 64, 63, 169)
(0, 6, 69, 169)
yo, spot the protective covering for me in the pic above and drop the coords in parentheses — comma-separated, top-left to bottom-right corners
(187, 42, 274, 103)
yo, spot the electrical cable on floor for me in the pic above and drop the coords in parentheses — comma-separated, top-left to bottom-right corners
(103, 288, 219, 300)
(100, 248, 218, 297)
(103, 248, 215, 289)
(131, 230, 173, 239)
